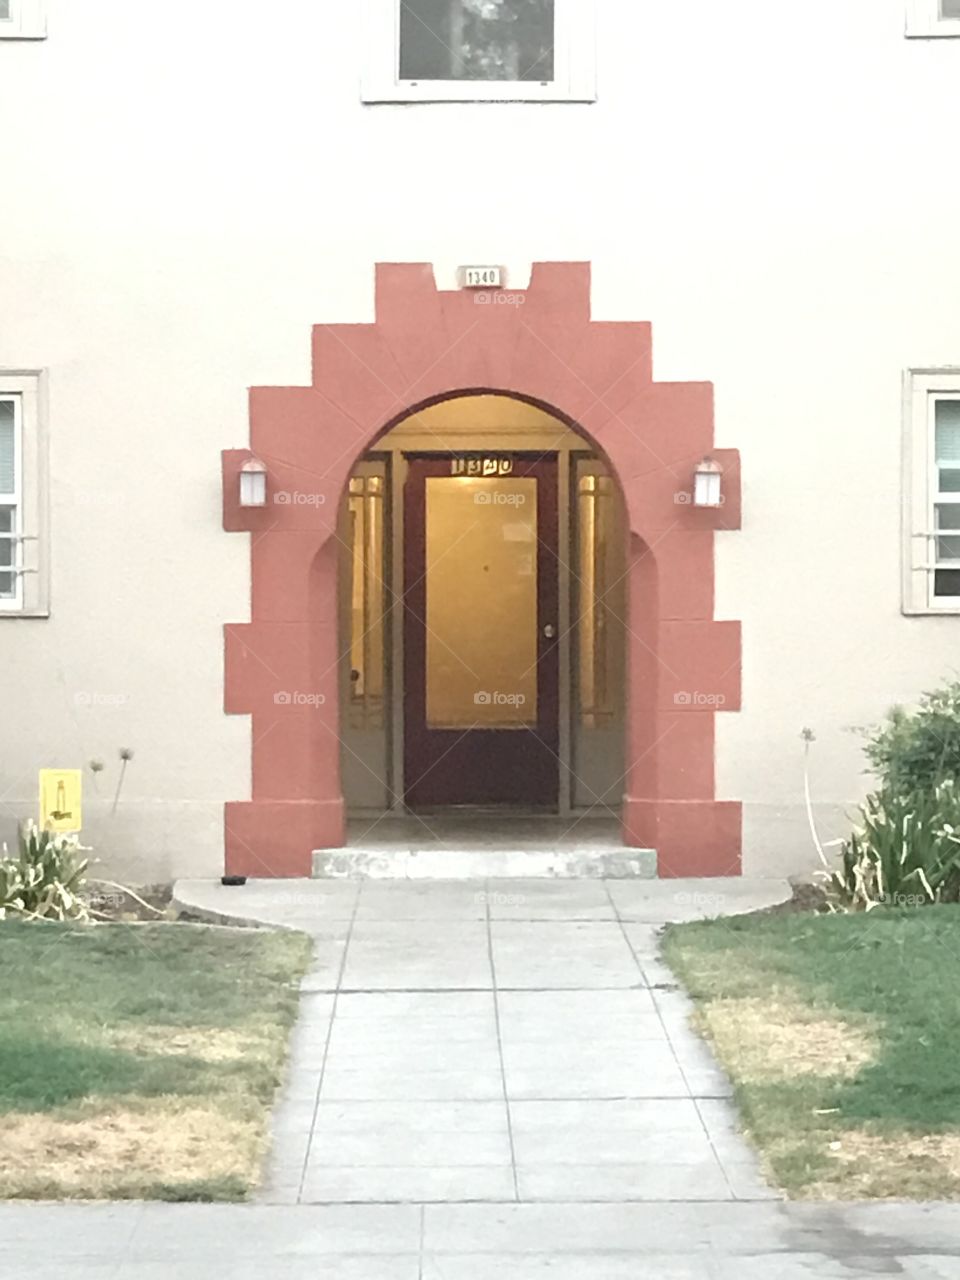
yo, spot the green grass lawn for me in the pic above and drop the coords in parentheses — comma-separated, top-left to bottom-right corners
(663, 906, 960, 1199)
(0, 920, 312, 1201)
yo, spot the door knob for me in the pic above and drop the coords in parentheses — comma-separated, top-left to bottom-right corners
(543, 624, 557, 639)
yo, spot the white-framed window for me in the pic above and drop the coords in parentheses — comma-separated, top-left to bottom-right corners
(0, 0, 46, 39)
(904, 370, 960, 614)
(0, 373, 48, 617)
(906, 0, 960, 37)
(362, 0, 596, 103)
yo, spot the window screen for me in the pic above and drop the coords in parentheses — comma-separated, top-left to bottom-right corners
(399, 0, 555, 82)
(936, 401, 960, 482)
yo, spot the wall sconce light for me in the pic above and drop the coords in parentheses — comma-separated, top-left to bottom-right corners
(693, 456, 723, 508)
(239, 456, 268, 508)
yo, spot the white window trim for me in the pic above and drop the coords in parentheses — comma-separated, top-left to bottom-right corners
(906, 0, 960, 38)
(903, 369, 960, 615)
(361, 0, 596, 103)
(0, 0, 46, 40)
(0, 372, 49, 618)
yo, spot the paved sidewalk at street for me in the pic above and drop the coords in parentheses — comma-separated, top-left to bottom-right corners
(4, 1200, 960, 1278)
(175, 877, 789, 1205)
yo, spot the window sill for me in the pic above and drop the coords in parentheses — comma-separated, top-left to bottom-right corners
(902, 603, 960, 616)
(906, 21, 960, 36)
(0, 15, 46, 39)
(361, 82, 596, 104)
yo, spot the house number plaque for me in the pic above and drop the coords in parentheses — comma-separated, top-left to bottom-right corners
(460, 266, 503, 289)
(451, 456, 514, 477)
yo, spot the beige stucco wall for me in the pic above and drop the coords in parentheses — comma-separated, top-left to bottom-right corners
(1, 0, 958, 880)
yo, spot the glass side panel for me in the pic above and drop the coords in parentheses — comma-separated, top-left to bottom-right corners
(942, 0, 960, 18)
(0, 2, 11, 22)
(346, 475, 386, 731)
(399, 0, 555, 82)
(571, 457, 626, 811)
(0, 401, 15, 496)
(425, 475, 537, 729)
(576, 472, 622, 730)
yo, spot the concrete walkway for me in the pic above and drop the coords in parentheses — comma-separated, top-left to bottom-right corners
(175, 877, 790, 1205)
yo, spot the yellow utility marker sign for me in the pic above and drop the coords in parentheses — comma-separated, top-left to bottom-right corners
(39, 770, 82, 833)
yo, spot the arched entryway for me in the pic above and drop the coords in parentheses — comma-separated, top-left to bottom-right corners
(222, 262, 743, 879)
(337, 392, 628, 823)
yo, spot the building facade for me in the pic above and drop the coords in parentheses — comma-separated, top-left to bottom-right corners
(2, 0, 959, 882)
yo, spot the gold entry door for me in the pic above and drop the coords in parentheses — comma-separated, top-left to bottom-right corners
(424, 474, 539, 730)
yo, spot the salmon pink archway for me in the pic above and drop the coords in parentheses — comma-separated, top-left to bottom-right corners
(221, 262, 742, 879)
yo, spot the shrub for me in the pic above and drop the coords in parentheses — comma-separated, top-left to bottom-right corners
(819, 680, 960, 910)
(862, 679, 960, 795)
(0, 823, 90, 922)
(823, 781, 960, 912)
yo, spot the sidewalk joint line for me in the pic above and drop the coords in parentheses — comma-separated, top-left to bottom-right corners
(295, 881, 363, 1202)
(485, 880, 521, 1202)
(607, 884, 744, 1201)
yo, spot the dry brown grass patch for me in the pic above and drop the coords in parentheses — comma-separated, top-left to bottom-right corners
(803, 1130, 960, 1199)
(695, 991, 877, 1083)
(0, 1099, 262, 1199)
(106, 1025, 270, 1065)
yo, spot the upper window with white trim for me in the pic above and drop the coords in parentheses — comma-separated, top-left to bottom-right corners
(362, 0, 596, 102)
(907, 0, 960, 37)
(904, 371, 960, 614)
(0, 0, 46, 39)
(0, 374, 48, 617)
